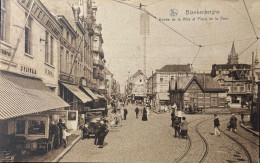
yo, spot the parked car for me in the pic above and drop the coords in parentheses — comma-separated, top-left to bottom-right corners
(82, 108, 105, 139)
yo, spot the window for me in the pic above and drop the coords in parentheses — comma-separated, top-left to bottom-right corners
(50, 36, 54, 65)
(28, 120, 45, 135)
(160, 78, 163, 83)
(25, 15, 32, 55)
(66, 31, 69, 41)
(45, 31, 49, 62)
(66, 50, 69, 72)
(0, 0, 6, 41)
(60, 46, 64, 71)
(240, 86, 244, 92)
(16, 120, 25, 134)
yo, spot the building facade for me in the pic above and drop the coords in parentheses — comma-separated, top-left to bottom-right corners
(0, 0, 71, 149)
(211, 42, 253, 108)
(148, 64, 193, 109)
(169, 75, 227, 109)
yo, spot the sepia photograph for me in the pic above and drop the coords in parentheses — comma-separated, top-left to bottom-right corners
(0, 0, 259, 162)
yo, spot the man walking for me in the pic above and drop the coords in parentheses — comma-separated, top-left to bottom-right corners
(173, 116, 180, 138)
(135, 107, 139, 118)
(171, 111, 175, 127)
(214, 114, 221, 136)
(241, 111, 244, 123)
(97, 121, 109, 148)
(124, 107, 128, 120)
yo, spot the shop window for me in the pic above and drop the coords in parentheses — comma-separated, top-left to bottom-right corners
(28, 120, 45, 135)
(232, 96, 239, 103)
(16, 120, 25, 134)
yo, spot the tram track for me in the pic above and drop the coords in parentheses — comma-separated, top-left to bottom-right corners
(219, 129, 253, 163)
(175, 118, 210, 163)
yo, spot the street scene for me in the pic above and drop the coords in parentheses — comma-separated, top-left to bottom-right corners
(0, 0, 260, 162)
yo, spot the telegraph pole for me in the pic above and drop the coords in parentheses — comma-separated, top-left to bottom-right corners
(140, 12, 149, 76)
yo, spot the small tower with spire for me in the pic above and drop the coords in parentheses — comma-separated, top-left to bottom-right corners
(227, 41, 239, 64)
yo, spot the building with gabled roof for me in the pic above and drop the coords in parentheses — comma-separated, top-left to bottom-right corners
(147, 64, 193, 110)
(169, 75, 228, 109)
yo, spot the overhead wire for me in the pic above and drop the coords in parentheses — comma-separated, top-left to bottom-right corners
(238, 39, 258, 57)
(242, 0, 258, 38)
(192, 46, 201, 65)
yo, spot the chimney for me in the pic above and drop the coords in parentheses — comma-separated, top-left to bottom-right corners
(72, 4, 80, 22)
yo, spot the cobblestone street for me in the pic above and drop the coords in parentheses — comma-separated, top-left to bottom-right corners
(60, 105, 259, 162)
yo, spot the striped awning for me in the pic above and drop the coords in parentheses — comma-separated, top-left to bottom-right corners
(0, 71, 70, 120)
(80, 87, 98, 100)
(61, 83, 92, 103)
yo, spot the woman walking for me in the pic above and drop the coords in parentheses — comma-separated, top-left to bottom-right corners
(142, 108, 148, 121)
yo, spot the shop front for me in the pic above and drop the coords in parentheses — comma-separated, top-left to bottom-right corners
(0, 70, 69, 157)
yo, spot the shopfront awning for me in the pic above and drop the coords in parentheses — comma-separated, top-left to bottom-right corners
(158, 93, 170, 100)
(61, 83, 92, 103)
(0, 71, 70, 120)
(80, 87, 98, 100)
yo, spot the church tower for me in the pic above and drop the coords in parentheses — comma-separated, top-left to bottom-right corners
(227, 41, 239, 64)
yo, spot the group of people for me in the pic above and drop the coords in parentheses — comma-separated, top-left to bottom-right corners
(110, 105, 128, 127)
(94, 120, 109, 148)
(171, 108, 188, 138)
(49, 119, 70, 149)
(134, 107, 150, 121)
(214, 113, 239, 136)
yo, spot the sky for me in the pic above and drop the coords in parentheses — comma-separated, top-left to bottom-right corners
(93, 0, 260, 93)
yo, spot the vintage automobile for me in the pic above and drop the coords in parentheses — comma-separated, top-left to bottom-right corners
(82, 108, 105, 139)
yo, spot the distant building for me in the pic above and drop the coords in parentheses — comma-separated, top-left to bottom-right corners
(211, 42, 253, 108)
(147, 64, 193, 109)
(169, 75, 227, 109)
(126, 70, 147, 102)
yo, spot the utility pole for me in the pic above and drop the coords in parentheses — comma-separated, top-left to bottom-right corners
(140, 12, 149, 76)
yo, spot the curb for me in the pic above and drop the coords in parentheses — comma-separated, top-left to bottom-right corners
(240, 123, 260, 137)
(52, 133, 81, 162)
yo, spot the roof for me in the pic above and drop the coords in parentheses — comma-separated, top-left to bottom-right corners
(196, 75, 227, 91)
(158, 64, 192, 73)
(132, 70, 146, 79)
(0, 71, 70, 120)
(40, 0, 77, 30)
(170, 75, 227, 92)
(61, 83, 92, 103)
(104, 67, 113, 76)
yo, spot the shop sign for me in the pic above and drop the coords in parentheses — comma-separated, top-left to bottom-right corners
(45, 68, 54, 77)
(17, 0, 61, 39)
(60, 37, 77, 53)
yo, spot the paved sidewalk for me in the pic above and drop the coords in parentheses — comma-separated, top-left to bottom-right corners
(17, 130, 81, 162)
(239, 116, 260, 136)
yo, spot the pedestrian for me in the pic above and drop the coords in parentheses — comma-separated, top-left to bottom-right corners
(180, 117, 188, 138)
(62, 127, 71, 148)
(49, 121, 60, 149)
(142, 107, 148, 121)
(241, 111, 244, 123)
(172, 103, 177, 113)
(177, 109, 182, 122)
(135, 107, 139, 118)
(124, 107, 128, 120)
(171, 110, 175, 127)
(97, 121, 109, 148)
(214, 114, 221, 136)
(57, 119, 64, 146)
(164, 104, 168, 112)
(120, 105, 125, 120)
(229, 113, 237, 133)
(173, 116, 180, 138)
